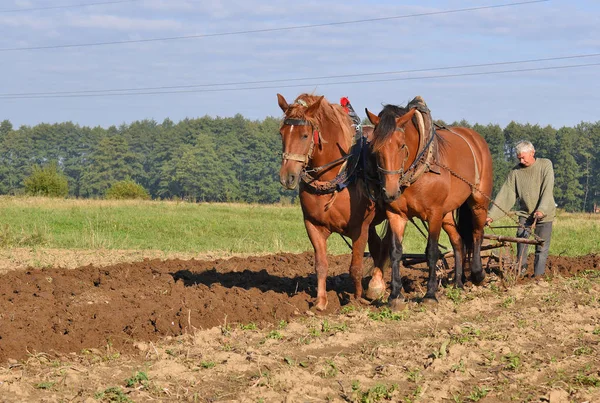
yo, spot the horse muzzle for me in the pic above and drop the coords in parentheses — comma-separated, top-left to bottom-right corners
(279, 160, 303, 190)
(382, 186, 401, 203)
(280, 173, 299, 190)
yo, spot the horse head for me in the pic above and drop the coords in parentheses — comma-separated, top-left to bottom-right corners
(276, 93, 324, 189)
(366, 105, 420, 202)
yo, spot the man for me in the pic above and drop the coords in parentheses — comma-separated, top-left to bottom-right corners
(486, 140, 556, 277)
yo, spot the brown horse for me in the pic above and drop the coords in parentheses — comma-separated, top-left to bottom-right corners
(366, 97, 493, 308)
(277, 93, 388, 311)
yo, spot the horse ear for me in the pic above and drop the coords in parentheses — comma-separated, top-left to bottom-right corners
(277, 93, 289, 113)
(304, 95, 324, 119)
(395, 108, 417, 128)
(365, 108, 379, 125)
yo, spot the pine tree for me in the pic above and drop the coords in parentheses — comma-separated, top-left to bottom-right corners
(80, 136, 143, 197)
(553, 127, 584, 211)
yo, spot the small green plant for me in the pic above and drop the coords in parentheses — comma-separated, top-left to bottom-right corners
(502, 353, 521, 371)
(351, 380, 398, 402)
(240, 322, 257, 330)
(94, 386, 132, 402)
(451, 392, 464, 403)
(368, 307, 408, 321)
(484, 351, 496, 365)
(320, 319, 348, 334)
(105, 179, 150, 200)
(125, 371, 148, 388)
(321, 360, 338, 378)
(34, 381, 55, 390)
(501, 296, 515, 308)
(574, 346, 594, 356)
(278, 320, 288, 329)
(266, 330, 283, 340)
(568, 276, 593, 292)
(283, 357, 294, 366)
(489, 283, 501, 294)
(309, 327, 321, 337)
(446, 287, 463, 305)
(403, 386, 422, 403)
(541, 292, 561, 305)
(593, 327, 600, 335)
(341, 305, 356, 314)
(220, 322, 231, 336)
(451, 359, 466, 373)
(200, 361, 216, 369)
(406, 368, 422, 383)
(452, 326, 481, 344)
(574, 372, 600, 387)
(468, 386, 490, 401)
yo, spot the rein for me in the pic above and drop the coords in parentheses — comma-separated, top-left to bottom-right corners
(301, 126, 367, 194)
(377, 111, 437, 188)
(281, 100, 367, 195)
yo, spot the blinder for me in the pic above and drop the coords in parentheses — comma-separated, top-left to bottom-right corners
(281, 118, 319, 165)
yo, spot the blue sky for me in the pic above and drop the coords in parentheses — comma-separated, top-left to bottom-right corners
(1, 0, 599, 129)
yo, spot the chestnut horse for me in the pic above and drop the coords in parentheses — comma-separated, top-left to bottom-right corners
(366, 96, 493, 308)
(277, 93, 388, 311)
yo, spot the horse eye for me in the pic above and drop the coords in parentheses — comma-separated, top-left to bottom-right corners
(302, 133, 309, 139)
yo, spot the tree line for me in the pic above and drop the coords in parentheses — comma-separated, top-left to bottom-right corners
(0, 114, 598, 212)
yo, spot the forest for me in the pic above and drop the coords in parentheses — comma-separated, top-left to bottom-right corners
(0, 113, 598, 212)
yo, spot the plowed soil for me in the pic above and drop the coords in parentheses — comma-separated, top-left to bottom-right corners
(1, 252, 599, 402)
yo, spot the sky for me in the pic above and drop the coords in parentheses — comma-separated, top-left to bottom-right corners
(0, 0, 599, 129)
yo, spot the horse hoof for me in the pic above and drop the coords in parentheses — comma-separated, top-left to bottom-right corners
(471, 271, 486, 285)
(357, 297, 371, 305)
(389, 298, 408, 312)
(365, 287, 385, 301)
(421, 297, 438, 306)
(315, 299, 328, 312)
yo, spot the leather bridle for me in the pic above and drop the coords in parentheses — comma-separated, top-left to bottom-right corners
(280, 118, 317, 166)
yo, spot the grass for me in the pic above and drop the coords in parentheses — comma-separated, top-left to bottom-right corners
(0, 196, 598, 256)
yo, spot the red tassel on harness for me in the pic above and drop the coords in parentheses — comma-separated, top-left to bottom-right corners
(340, 96, 350, 114)
(313, 129, 319, 145)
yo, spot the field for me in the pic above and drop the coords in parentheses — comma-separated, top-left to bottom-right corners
(0, 197, 599, 402)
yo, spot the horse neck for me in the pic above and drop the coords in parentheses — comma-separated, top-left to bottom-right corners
(308, 116, 352, 178)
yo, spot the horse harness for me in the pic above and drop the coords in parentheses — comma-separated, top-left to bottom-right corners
(281, 104, 368, 195)
(280, 117, 321, 166)
(376, 100, 439, 189)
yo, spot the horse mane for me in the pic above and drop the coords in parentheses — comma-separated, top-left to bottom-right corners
(371, 102, 447, 154)
(371, 104, 408, 153)
(283, 93, 354, 148)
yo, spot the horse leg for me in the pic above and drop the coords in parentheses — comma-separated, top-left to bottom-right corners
(442, 212, 465, 289)
(348, 223, 370, 302)
(365, 224, 387, 300)
(469, 204, 487, 285)
(387, 214, 408, 311)
(304, 221, 330, 311)
(423, 216, 443, 302)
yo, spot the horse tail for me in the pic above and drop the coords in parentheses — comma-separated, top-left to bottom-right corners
(456, 202, 474, 258)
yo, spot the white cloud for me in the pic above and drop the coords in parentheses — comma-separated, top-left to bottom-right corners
(67, 14, 184, 31)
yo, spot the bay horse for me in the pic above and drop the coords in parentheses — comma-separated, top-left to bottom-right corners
(365, 96, 493, 308)
(277, 93, 388, 311)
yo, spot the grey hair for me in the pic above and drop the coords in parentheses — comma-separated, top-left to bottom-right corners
(515, 140, 535, 154)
